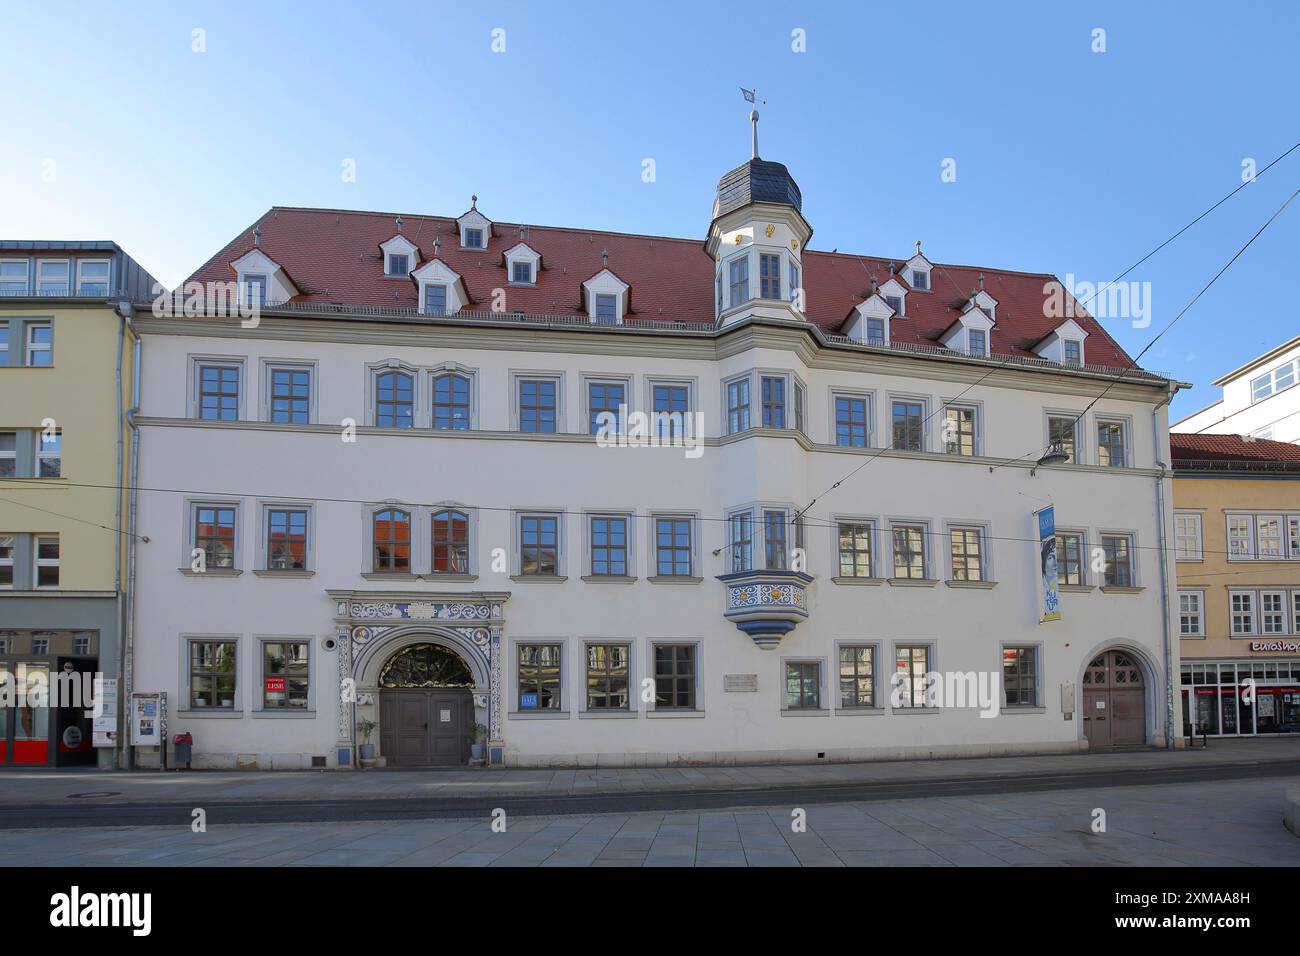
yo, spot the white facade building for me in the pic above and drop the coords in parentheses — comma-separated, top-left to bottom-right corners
(129, 154, 1184, 768)
(1173, 335, 1300, 444)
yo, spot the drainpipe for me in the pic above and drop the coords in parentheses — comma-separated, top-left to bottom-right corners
(111, 301, 130, 770)
(1152, 384, 1177, 749)
(112, 300, 143, 771)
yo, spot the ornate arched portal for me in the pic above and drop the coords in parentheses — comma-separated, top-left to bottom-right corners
(377, 643, 476, 766)
(1077, 641, 1158, 748)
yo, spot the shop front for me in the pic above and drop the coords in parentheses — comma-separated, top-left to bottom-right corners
(0, 629, 100, 766)
(1180, 654, 1300, 737)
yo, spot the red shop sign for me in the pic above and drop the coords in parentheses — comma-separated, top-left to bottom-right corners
(265, 676, 286, 693)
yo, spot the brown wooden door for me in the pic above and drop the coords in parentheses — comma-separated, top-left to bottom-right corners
(1082, 651, 1146, 748)
(379, 689, 471, 767)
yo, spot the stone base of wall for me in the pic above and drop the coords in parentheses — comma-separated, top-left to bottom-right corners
(133, 749, 338, 770)
(502, 740, 1091, 768)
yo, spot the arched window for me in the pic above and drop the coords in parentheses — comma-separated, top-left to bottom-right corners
(373, 509, 411, 572)
(375, 371, 414, 428)
(432, 509, 469, 573)
(378, 644, 474, 688)
(432, 373, 470, 430)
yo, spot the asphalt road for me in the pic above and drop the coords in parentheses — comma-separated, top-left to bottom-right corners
(4, 757, 1297, 830)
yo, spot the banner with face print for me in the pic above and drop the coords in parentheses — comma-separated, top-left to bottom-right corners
(1038, 507, 1061, 622)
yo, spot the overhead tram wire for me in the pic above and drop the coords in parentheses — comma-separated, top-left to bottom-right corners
(792, 142, 1300, 525)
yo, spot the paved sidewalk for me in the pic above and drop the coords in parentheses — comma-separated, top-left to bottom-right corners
(3, 737, 1297, 806)
(12, 775, 1300, 867)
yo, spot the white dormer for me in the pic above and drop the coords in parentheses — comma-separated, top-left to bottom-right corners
(231, 249, 298, 307)
(965, 289, 998, 322)
(843, 294, 894, 347)
(380, 234, 419, 278)
(904, 246, 933, 292)
(457, 201, 491, 250)
(582, 268, 629, 325)
(1033, 319, 1089, 367)
(504, 242, 541, 285)
(941, 306, 995, 357)
(411, 258, 470, 317)
(880, 277, 908, 316)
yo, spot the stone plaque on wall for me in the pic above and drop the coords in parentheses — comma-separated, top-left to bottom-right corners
(724, 674, 758, 693)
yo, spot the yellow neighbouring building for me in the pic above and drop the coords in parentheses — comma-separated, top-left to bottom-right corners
(0, 242, 157, 768)
(1170, 432, 1300, 739)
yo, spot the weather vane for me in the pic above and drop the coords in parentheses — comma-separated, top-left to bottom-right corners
(740, 87, 766, 159)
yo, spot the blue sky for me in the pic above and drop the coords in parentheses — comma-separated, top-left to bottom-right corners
(2, 0, 1297, 421)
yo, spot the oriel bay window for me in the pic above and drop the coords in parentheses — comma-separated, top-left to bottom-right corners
(266, 509, 307, 570)
(189, 640, 237, 709)
(432, 373, 471, 430)
(585, 644, 630, 710)
(759, 252, 781, 299)
(373, 509, 411, 573)
(729, 511, 754, 572)
(194, 506, 236, 569)
(520, 515, 559, 576)
(1002, 647, 1038, 707)
(375, 370, 414, 428)
(431, 509, 469, 574)
(653, 644, 696, 710)
(728, 255, 749, 308)
(517, 644, 562, 710)
(838, 646, 875, 708)
(760, 376, 785, 428)
(590, 516, 628, 576)
(726, 377, 750, 434)
(764, 510, 787, 570)
(262, 641, 309, 709)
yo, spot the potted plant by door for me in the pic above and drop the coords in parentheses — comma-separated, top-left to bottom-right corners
(468, 722, 488, 763)
(357, 718, 378, 762)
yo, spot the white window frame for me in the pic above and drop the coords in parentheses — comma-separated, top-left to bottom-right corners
(34, 535, 59, 589)
(1045, 411, 1081, 465)
(422, 282, 449, 316)
(241, 273, 267, 308)
(36, 428, 61, 478)
(75, 258, 111, 296)
(1256, 514, 1285, 559)
(1229, 590, 1256, 635)
(35, 258, 70, 295)
(723, 373, 753, 435)
(0, 258, 29, 295)
(0, 534, 13, 589)
(1173, 512, 1203, 561)
(1062, 338, 1084, 367)
(25, 321, 52, 366)
(1177, 590, 1205, 638)
(0, 431, 16, 477)
(1227, 514, 1255, 560)
(727, 508, 755, 574)
(1260, 589, 1288, 635)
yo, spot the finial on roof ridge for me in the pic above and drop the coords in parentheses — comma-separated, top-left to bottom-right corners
(471, 194, 478, 209)
(253, 224, 261, 247)
(978, 272, 985, 290)
(915, 240, 922, 256)
(433, 237, 441, 256)
(601, 249, 609, 266)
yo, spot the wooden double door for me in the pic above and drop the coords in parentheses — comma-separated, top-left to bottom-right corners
(1081, 651, 1147, 748)
(379, 689, 473, 767)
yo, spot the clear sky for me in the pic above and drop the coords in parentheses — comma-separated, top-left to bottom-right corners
(2, 0, 1297, 421)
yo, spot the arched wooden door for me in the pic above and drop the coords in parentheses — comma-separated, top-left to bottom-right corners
(1082, 650, 1147, 748)
(377, 643, 475, 767)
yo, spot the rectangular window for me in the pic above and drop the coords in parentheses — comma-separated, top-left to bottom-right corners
(891, 399, 924, 451)
(838, 646, 875, 708)
(517, 644, 561, 710)
(594, 294, 618, 324)
(1230, 592, 1255, 634)
(1097, 420, 1126, 467)
(464, 228, 483, 249)
(423, 284, 447, 316)
(511, 261, 532, 283)
(1056, 532, 1083, 585)
(651, 383, 689, 441)
(655, 517, 692, 576)
(76, 260, 111, 296)
(794, 381, 805, 433)
(726, 378, 750, 434)
(949, 527, 984, 581)
(262, 641, 309, 709)
(884, 295, 902, 315)
(194, 506, 236, 569)
(1251, 359, 1299, 402)
(1101, 534, 1133, 587)
(834, 395, 869, 447)
(910, 269, 930, 290)
(585, 644, 630, 710)
(520, 515, 559, 576)
(784, 661, 821, 709)
(760, 376, 785, 428)
(0, 260, 29, 295)
(1178, 591, 1203, 636)
(431, 509, 469, 574)
(1227, 516, 1255, 559)
(892, 524, 927, 579)
(0, 433, 15, 477)
(1063, 340, 1082, 367)
(1294, 592, 1300, 636)
(31, 635, 50, 654)
(728, 256, 749, 308)
(729, 511, 753, 573)
(269, 367, 310, 424)
(36, 430, 61, 478)
(943, 405, 976, 456)
(588, 381, 625, 435)
(764, 510, 787, 570)
(589, 516, 627, 576)
(73, 634, 90, 655)
(1047, 415, 1077, 464)
(266, 509, 307, 571)
(1261, 591, 1287, 634)
(837, 522, 873, 578)
(25, 322, 52, 366)
(519, 379, 557, 433)
(189, 640, 237, 709)
(242, 274, 266, 308)
(386, 253, 409, 277)
(1257, 516, 1284, 559)
(1173, 513, 1203, 561)
(1002, 647, 1038, 706)
(654, 644, 696, 710)
(967, 329, 986, 356)
(0, 535, 13, 588)
(866, 317, 886, 345)
(788, 261, 800, 302)
(0, 321, 7, 365)
(198, 363, 240, 420)
(759, 253, 781, 299)
(894, 646, 930, 708)
(1290, 517, 1300, 559)
(36, 259, 70, 295)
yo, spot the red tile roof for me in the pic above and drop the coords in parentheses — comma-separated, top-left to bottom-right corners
(188, 206, 1140, 368)
(1170, 432, 1300, 465)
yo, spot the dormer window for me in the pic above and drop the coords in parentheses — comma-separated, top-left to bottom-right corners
(464, 228, 484, 249)
(910, 269, 930, 291)
(504, 242, 540, 286)
(512, 261, 532, 283)
(885, 295, 903, 314)
(866, 318, 886, 346)
(423, 284, 448, 317)
(386, 254, 409, 277)
(595, 294, 617, 324)
(968, 329, 987, 356)
(582, 268, 629, 326)
(1063, 340, 1082, 367)
(243, 275, 267, 308)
